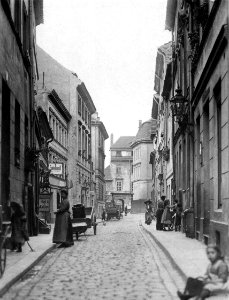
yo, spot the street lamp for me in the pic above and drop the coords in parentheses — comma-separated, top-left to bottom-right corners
(170, 88, 188, 125)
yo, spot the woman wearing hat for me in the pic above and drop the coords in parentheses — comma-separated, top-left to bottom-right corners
(53, 189, 74, 247)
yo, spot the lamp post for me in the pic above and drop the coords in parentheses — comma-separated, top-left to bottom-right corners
(170, 88, 188, 127)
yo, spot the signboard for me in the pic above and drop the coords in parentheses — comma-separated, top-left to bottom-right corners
(39, 194, 51, 212)
(49, 163, 63, 175)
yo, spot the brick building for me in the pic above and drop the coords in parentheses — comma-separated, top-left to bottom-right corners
(105, 135, 134, 211)
(0, 0, 44, 235)
(130, 119, 156, 213)
(91, 113, 109, 217)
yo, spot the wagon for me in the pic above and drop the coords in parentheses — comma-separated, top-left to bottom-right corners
(71, 205, 97, 240)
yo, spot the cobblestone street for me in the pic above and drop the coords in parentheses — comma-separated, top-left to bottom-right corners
(4, 215, 184, 300)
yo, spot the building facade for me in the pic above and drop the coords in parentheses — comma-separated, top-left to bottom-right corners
(0, 0, 44, 235)
(36, 46, 96, 208)
(105, 135, 134, 210)
(91, 113, 109, 217)
(165, 0, 229, 256)
(152, 42, 173, 208)
(130, 119, 156, 213)
(36, 89, 71, 223)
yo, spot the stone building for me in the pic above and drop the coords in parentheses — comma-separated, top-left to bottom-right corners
(165, 0, 229, 256)
(36, 89, 71, 223)
(105, 135, 134, 210)
(130, 119, 156, 213)
(36, 46, 96, 208)
(152, 42, 173, 206)
(91, 113, 109, 217)
(0, 0, 44, 235)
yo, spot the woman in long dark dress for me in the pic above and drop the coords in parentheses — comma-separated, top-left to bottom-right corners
(11, 202, 29, 252)
(53, 189, 74, 247)
(156, 201, 164, 230)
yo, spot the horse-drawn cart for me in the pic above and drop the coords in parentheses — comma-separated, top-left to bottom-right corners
(72, 205, 97, 240)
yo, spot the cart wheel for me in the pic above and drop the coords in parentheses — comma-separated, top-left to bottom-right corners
(93, 224, 97, 235)
(0, 244, 6, 277)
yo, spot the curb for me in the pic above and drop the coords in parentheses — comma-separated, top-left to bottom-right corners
(0, 244, 56, 297)
(141, 223, 187, 282)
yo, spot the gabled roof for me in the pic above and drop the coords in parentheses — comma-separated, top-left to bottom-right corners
(111, 136, 135, 150)
(105, 165, 112, 181)
(131, 119, 157, 147)
(48, 90, 72, 122)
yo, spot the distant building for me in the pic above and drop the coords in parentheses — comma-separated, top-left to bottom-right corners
(36, 89, 71, 222)
(91, 113, 109, 217)
(36, 46, 96, 208)
(130, 120, 156, 213)
(105, 135, 134, 210)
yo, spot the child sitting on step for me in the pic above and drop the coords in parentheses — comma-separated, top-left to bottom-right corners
(177, 244, 229, 300)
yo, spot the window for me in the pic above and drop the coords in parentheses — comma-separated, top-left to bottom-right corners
(78, 95, 82, 116)
(116, 151, 121, 156)
(15, 100, 21, 167)
(116, 181, 122, 191)
(214, 80, 222, 208)
(82, 103, 85, 121)
(22, 1, 29, 53)
(116, 166, 121, 175)
(14, 0, 22, 38)
(78, 125, 82, 154)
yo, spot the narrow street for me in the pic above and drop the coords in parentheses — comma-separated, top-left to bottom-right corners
(4, 215, 184, 300)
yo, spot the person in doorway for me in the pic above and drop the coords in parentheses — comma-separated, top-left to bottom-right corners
(161, 199, 173, 231)
(175, 203, 182, 232)
(155, 201, 164, 230)
(177, 244, 229, 299)
(53, 189, 74, 247)
(125, 205, 128, 216)
(101, 208, 106, 225)
(10, 202, 29, 252)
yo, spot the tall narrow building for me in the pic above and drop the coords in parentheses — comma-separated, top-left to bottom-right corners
(91, 113, 109, 217)
(105, 136, 134, 210)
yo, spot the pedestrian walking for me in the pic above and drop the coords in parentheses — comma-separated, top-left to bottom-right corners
(155, 200, 164, 230)
(102, 208, 106, 225)
(174, 203, 182, 232)
(10, 202, 29, 252)
(161, 199, 173, 231)
(53, 189, 74, 247)
(177, 244, 229, 299)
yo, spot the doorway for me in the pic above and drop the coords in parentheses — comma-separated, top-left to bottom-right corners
(1, 80, 11, 221)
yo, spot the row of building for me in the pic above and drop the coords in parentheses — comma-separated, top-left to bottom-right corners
(105, 0, 229, 258)
(0, 0, 108, 236)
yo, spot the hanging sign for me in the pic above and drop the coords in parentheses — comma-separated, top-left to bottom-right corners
(49, 163, 63, 175)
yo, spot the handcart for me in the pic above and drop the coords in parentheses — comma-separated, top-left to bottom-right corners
(72, 205, 97, 240)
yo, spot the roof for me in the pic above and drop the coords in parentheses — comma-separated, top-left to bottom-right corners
(111, 136, 135, 150)
(104, 165, 112, 181)
(131, 119, 157, 147)
(165, 0, 177, 31)
(48, 90, 72, 122)
(34, 0, 44, 26)
(158, 41, 172, 64)
(77, 83, 96, 114)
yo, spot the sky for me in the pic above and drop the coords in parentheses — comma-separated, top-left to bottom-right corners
(36, 0, 171, 166)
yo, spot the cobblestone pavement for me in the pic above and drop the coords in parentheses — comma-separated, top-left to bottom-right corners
(4, 215, 184, 300)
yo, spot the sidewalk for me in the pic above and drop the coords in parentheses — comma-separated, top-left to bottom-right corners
(137, 215, 229, 299)
(0, 228, 55, 297)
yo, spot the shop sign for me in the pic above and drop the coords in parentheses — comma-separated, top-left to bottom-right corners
(49, 163, 63, 175)
(39, 194, 51, 212)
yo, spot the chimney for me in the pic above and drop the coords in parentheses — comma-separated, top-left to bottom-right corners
(139, 120, 142, 128)
(110, 133, 114, 147)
